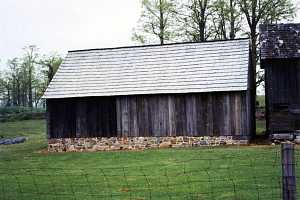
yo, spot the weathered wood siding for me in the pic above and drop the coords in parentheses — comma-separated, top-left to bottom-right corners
(47, 97, 117, 138)
(116, 92, 249, 137)
(264, 59, 300, 133)
(47, 91, 251, 138)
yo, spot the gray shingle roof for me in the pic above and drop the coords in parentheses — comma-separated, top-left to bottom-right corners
(43, 39, 249, 99)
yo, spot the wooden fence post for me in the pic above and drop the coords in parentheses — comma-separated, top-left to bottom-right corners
(282, 142, 296, 200)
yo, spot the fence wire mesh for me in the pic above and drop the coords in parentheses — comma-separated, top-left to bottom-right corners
(0, 146, 299, 200)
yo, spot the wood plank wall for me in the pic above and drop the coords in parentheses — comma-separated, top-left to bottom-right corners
(116, 92, 249, 137)
(48, 97, 117, 138)
(47, 91, 250, 138)
(264, 59, 300, 133)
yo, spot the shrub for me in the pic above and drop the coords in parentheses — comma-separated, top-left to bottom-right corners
(0, 106, 45, 122)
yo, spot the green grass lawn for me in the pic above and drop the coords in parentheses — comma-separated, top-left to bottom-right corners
(256, 95, 265, 107)
(0, 120, 292, 200)
(256, 95, 266, 135)
(256, 119, 266, 135)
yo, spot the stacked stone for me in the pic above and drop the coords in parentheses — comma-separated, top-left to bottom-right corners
(48, 136, 249, 152)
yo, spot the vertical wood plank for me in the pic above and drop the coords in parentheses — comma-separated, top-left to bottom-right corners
(108, 97, 117, 137)
(154, 95, 160, 137)
(240, 92, 247, 136)
(235, 93, 242, 135)
(212, 93, 223, 136)
(129, 96, 138, 137)
(224, 94, 231, 136)
(168, 95, 176, 136)
(46, 99, 51, 139)
(137, 95, 150, 137)
(207, 94, 213, 136)
(196, 95, 207, 136)
(186, 94, 197, 136)
(116, 98, 122, 137)
(174, 95, 187, 136)
(47, 91, 251, 139)
(86, 98, 96, 137)
(121, 96, 129, 137)
(158, 95, 169, 137)
(75, 99, 83, 137)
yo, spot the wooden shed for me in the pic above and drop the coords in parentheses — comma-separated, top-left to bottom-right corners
(43, 39, 254, 151)
(260, 23, 300, 137)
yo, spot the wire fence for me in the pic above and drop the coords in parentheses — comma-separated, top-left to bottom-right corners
(0, 145, 300, 200)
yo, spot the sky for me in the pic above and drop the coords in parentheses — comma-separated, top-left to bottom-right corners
(0, 0, 141, 66)
(0, 0, 300, 68)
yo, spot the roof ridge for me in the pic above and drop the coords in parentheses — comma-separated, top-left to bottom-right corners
(68, 38, 249, 53)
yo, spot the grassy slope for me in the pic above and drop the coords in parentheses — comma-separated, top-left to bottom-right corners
(0, 120, 285, 200)
(257, 95, 265, 107)
(0, 120, 47, 158)
(256, 95, 266, 135)
(256, 120, 266, 135)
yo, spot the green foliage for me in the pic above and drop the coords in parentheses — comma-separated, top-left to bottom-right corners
(239, 0, 296, 90)
(0, 106, 32, 115)
(133, 0, 296, 43)
(132, 0, 179, 44)
(0, 112, 44, 122)
(211, 0, 243, 40)
(38, 54, 63, 84)
(0, 106, 45, 122)
(239, 0, 296, 26)
(256, 95, 265, 107)
(256, 119, 266, 135)
(133, 0, 296, 90)
(0, 106, 45, 115)
(178, 0, 213, 42)
(0, 46, 63, 108)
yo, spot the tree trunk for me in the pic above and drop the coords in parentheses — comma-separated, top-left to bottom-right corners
(12, 75, 17, 106)
(16, 79, 20, 106)
(200, 0, 208, 42)
(6, 87, 11, 107)
(28, 66, 33, 108)
(48, 64, 54, 84)
(159, 0, 164, 45)
(199, 7, 206, 41)
(229, 0, 235, 39)
(249, 28, 257, 136)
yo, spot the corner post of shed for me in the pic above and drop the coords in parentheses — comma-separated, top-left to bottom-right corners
(46, 99, 51, 139)
(281, 142, 296, 200)
(247, 44, 256, 139)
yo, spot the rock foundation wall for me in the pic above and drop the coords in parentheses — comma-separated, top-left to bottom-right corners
(48, 136, 249, 152)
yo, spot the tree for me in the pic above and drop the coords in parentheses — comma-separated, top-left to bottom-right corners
(238, 0, 295, 89)
(34, 54, 63, 107)
(32, 69, 45, 108)
(37, 54, 62, 85)
(22, 45, 39, 108)
(239, 0, 295, 86)
(178, 0, 212, 42)
(0, 72, 12, 107)
(0, 46, 63, 108)
(132, 0, 178, 44)
(238, 0, 295, 133)
(7, 58, 21, 106)
(211, 0, 242, 40)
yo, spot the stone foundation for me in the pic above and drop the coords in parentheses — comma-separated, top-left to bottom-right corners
(48, 136, 249, 152)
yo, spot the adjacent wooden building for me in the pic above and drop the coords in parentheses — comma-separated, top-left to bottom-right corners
(43, 39, 254, 141)
(260, 23, 300, 136)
